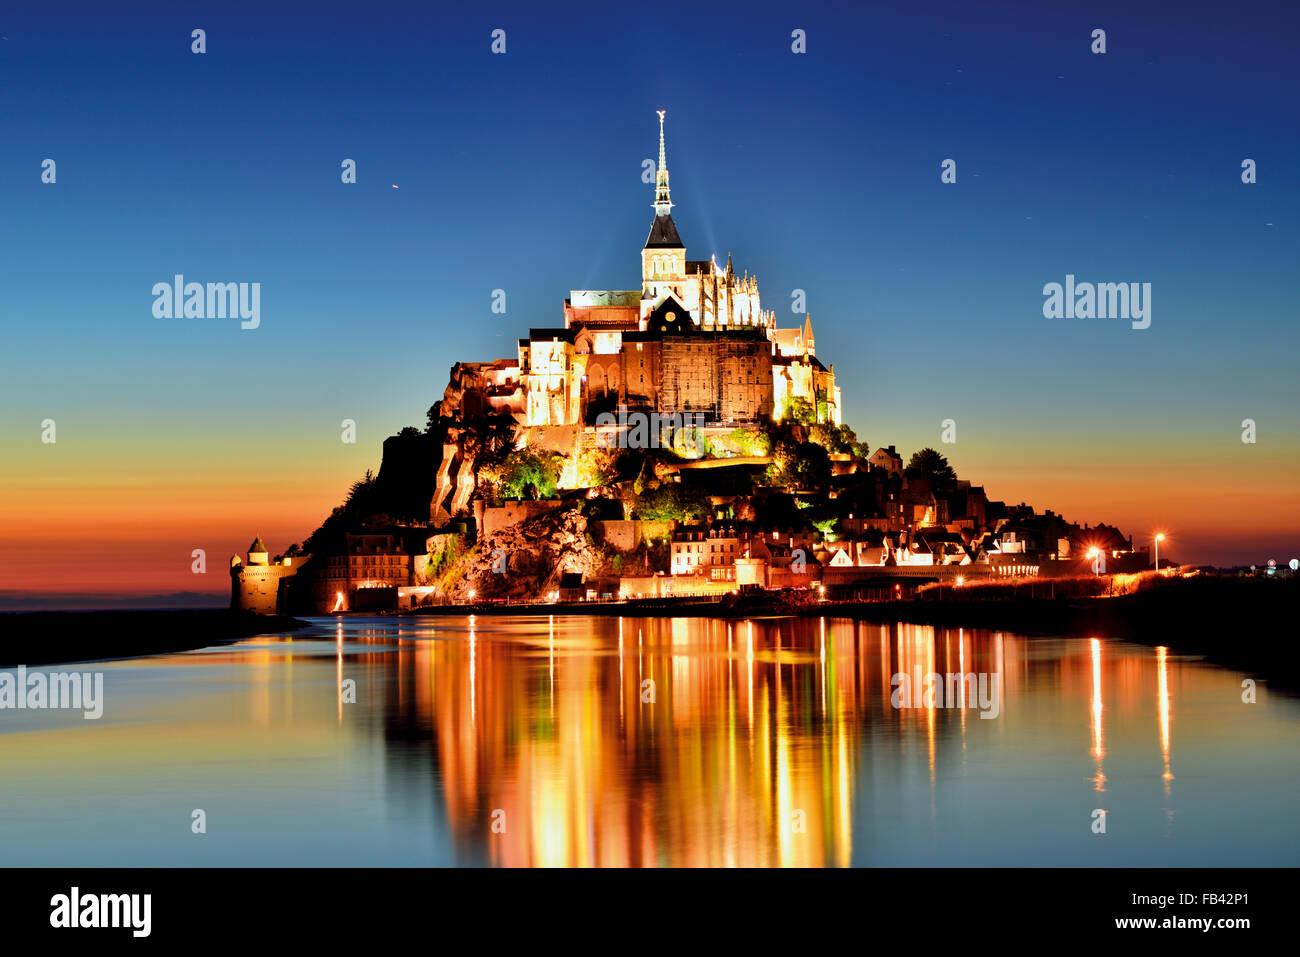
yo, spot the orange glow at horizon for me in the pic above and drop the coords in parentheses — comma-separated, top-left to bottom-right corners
(3, 432, 1296, 599)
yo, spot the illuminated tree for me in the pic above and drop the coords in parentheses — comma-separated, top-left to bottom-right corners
(781, 396, 816, 425)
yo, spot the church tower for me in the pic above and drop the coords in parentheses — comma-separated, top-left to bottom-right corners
(641, 111, 686, 318)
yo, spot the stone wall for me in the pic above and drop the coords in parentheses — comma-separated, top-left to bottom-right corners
(231, 562, 301, 614)
(590, 519, 673, 552)
(481, 500, 566, 541)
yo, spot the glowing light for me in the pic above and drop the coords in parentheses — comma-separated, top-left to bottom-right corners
(1089, 637, 1106, 792)
(332, 591, 344, 612)
(1156, 646, 1174, 792)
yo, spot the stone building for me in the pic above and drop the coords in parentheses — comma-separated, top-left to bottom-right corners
(229, 536, 306, 614)
(449, 111, 843, 432)
(424, 111, 849, 522)
(314, 532, 417, 612)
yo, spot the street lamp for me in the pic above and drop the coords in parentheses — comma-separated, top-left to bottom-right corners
(1154, 533, 1165, 573)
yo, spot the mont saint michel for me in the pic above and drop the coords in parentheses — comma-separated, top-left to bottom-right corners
(3, 1, 1296, 905)
(232, 114, 1151, 617)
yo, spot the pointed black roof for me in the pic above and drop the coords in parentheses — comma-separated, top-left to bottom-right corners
(644, 213, 683, 249)
(645, 295, 695, 334)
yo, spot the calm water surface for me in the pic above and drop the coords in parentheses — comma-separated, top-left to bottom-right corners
(2, 615, 1297, 866)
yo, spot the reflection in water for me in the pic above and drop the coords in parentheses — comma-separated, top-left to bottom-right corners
(374, 617, 1060, 865)
(2, 615, 1296, 867)
(390, 618, 827, 864)
(1090, 637, 1106, 793)
(1157, 645, 1174, 791)
(336, 618, 344, 724)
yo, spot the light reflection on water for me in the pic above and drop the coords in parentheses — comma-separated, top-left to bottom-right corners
(1, 615, 1297, 867)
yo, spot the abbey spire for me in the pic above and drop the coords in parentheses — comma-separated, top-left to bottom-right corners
(653, 109, 673, 217)
(644, 110, 683, 251)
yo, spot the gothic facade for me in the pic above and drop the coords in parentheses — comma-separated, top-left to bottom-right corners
(452, 112, 843, 430)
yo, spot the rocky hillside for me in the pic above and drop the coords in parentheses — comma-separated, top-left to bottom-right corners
(442, 503, 608, 601)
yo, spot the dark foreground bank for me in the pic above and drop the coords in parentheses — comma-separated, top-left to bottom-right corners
(0, 609, 310, 667)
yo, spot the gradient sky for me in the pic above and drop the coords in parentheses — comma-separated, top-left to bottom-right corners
(2, 0, 1297, 601)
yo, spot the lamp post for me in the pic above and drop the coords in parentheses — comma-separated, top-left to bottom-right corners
(1154, 533, 1165, 573)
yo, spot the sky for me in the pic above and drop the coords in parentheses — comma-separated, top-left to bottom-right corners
(1, 0, 1297, 603)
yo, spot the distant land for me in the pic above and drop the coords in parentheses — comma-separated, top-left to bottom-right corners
(0, 591, 227, 612)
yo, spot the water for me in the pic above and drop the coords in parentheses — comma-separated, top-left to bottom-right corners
(1, 615, 1296, 867)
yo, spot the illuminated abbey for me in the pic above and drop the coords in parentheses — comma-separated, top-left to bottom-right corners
(230, 115, 1145, 617)
(445, 112, 842, 433)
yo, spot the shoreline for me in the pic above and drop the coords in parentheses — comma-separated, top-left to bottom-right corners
(4, 577, 1293, 693)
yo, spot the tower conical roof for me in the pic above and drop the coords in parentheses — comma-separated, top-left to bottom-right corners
(645, 214, 683, 248)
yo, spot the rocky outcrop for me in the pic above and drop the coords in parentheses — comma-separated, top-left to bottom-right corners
(445, 503, 604, 600)
(434, 360, 526, 422)
(430, 427, 468, 526)
(429, 362, 524, 526)
(374, 430, 440, 522)
(429, 425, 503, 526)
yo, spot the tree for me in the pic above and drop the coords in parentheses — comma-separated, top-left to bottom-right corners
(484, 449, 563, 501)
(906, 448, 958, 492)
(575, 447, 619, 489)
(808, 422, 870, 458)
(812, 517, 838, 540)
(792, 442, 832, 491)
(632, 484, 711, 522)
(764, 439, 831, 492)
(764, 439, 799, 487)
(726, 427, 772, 456)
(781, 396, 816, 426)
